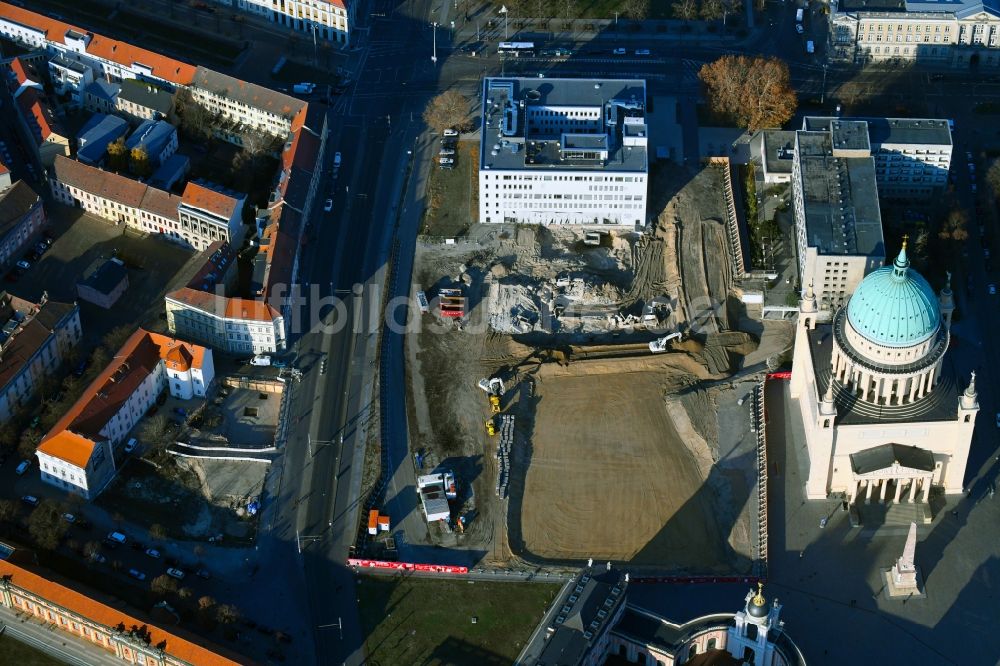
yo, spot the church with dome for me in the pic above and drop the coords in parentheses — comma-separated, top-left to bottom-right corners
(790, 239, 979, 514)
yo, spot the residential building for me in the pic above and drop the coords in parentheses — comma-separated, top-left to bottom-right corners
(802, 116, 952, 198)
(48, 51, 93, 102)
(478, 77, 649, 228)
(0, 180, 45, 268)
(189, 66, 305, 140)
(116, 78, 173, 121)
(518, 568, 805, 666)
(49, 156, 244, 251)
(0, 5, 198, 93)
(81, 79, 120, 115)
(75, 112, 129, 166)
(165, 240, 286, 353)
(831, 0, 1000, 68)
(124, 119, 178, 167)
(218, 0, 352, 44)
(76, 257, 129, 309)
(6, 56, 43, 97)
(0, 292, 81, 423)
(178, 181, 245, 249)
(0, 558, 246, 665)
(36, 329, 214, 498)
(14, 87, 70, 167)
(790, 120, 886, 312)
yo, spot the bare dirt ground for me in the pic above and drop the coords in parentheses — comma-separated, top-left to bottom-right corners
(403, 162, 788, 571)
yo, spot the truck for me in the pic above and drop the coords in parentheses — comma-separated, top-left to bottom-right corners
(249, 354, 272, 366)
(292, 82, 315, 94)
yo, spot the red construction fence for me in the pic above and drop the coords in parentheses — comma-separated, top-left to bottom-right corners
(347, 558, 468, 574)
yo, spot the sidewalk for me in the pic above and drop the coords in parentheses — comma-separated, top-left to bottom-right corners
(0, 607, 121, 666)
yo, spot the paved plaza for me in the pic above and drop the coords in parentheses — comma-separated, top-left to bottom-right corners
(629, 380, 1000, 665)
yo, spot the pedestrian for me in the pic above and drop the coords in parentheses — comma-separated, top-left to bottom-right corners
(799, 551, 804, 559)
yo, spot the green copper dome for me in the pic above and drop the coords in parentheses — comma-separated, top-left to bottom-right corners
(846, 243, 940, 348)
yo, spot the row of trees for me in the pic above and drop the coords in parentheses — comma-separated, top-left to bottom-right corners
(492, 0, 651, 22)
(672, 0, 743, 22)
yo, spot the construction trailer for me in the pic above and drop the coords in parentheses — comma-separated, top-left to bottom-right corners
(367, 509, 379, 536)
(416, 472, 455, 522)
(438, 288, 466, 318)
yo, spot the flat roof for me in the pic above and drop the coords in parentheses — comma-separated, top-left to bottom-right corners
(804, 116, 952, 147)
(79, 258, 127, 295)
(480, 77, 647, 173)
(795, 131, 884, 258)
(762, 130, 796, 175)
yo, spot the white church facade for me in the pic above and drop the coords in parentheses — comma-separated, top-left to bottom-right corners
(790, 240, 978, 514)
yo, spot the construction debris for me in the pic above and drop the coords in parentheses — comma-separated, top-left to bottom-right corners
(495, 414, 515, 500)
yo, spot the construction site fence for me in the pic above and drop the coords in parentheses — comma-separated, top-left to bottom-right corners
(348, 558, 468, 574)
(714, 157, 750, 280)
(752, 379, 768, 579)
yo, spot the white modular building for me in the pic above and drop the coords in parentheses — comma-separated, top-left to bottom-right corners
(478, 77, 648, 229)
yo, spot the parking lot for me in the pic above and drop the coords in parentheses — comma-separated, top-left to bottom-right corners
(10, 206, 199, 347)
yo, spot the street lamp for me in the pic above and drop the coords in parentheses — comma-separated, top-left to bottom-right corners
(432, 21, 438, 64)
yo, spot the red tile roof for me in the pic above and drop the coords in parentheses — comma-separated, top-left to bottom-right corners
(38, 329, 209, 468)
(8, 56, 29, 86)
(0, 560, 249, 666)
(180, 182, 240, 220)
(166, 287, 280, 323)
(16, 87, 62, 144)
(0, 3, 195, 85)
(140, 186, 182, 221)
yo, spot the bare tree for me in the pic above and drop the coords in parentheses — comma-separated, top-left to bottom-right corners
(140, 414, 172, 457)
(422, 91, 473, 135)
(178, 586, 194, 600)
(562, 0, 574, 23)
(103, 325, 134, 353)
(151, 574, 178, 597)
(83, 540, 102, 559)
(17, 430, 40, 461)
(939, 209, 970, 241)
(701, 0, 724, 20)
(198, 595, 217, 612)
(673, 0, 700, 21)
(149, 523, 168, 542)
(624, 0, 651, 19)
(0, 499, 17, 524)
(987, 157, 1000, 196)
(28, 500, 68, 550)
(698, 55, 798, 132)
(216, 603, 241, 625)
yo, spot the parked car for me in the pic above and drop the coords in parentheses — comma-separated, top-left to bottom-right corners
(439, 148, 455, 156)
(612, 47, 626, 55)
(635, 49, 651, 56)
(989, 283, 997, 295)
(443, 128, 458, 137)
(795, 24, 804, 34)
(124, 438, 138, 454)
(439, 157, 454, 166)
(333, 152, 342, 168)
(196, 568, 212, 579)
(107, 531, 128, 545)
(15, 259, 30, 270)
(145, 548, 161, 559)
(90, 552, 107, 564)
(166, 568, 186, 580)
(15, 460, 31, 475)
(323, 198, 333, 212)
(128, 569, 147, 581)
(21, 495, 39, 507)
(62, 513, 76, 524)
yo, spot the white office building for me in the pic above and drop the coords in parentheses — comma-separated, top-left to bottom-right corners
(214, 0, 352, 44)
(478, 77, 648, 229)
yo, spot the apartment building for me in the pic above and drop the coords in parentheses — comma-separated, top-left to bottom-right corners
(81, 80, 119, 115)
(14, 87, 70, 167)
(478, 77, 649, 228)
(0, 180, 45, 269)
(791, 120, 886, 312)
(189, 67, 306, 140)
(75, 112, 129, 166)
(50, 156, 244, 251)
(0, 292, 81, 423)
(36, 329, 213, 499)
(831, 0, 1000, 68)
(802, 116, 951, 198)
(219, 0, 352, 44)
(0, 559, 245, 665)
(116, 79, 174, 121)
(165, 241, 286, 353)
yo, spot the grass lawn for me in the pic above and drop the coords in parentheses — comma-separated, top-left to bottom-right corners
(421, 141, 478, 238)
(358, 576, 559, 665)
(0, 635, 66, 665)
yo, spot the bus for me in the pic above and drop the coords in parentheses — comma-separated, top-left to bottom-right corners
(498, 41, 535, 57)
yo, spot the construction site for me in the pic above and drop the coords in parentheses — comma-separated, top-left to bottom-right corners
(404, 163, 794, 573)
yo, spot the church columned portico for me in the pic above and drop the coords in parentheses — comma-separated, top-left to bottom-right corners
(848, 444, 937, 507)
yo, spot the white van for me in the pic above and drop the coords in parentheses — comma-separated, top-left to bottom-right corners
(795, 8, 804, 21)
